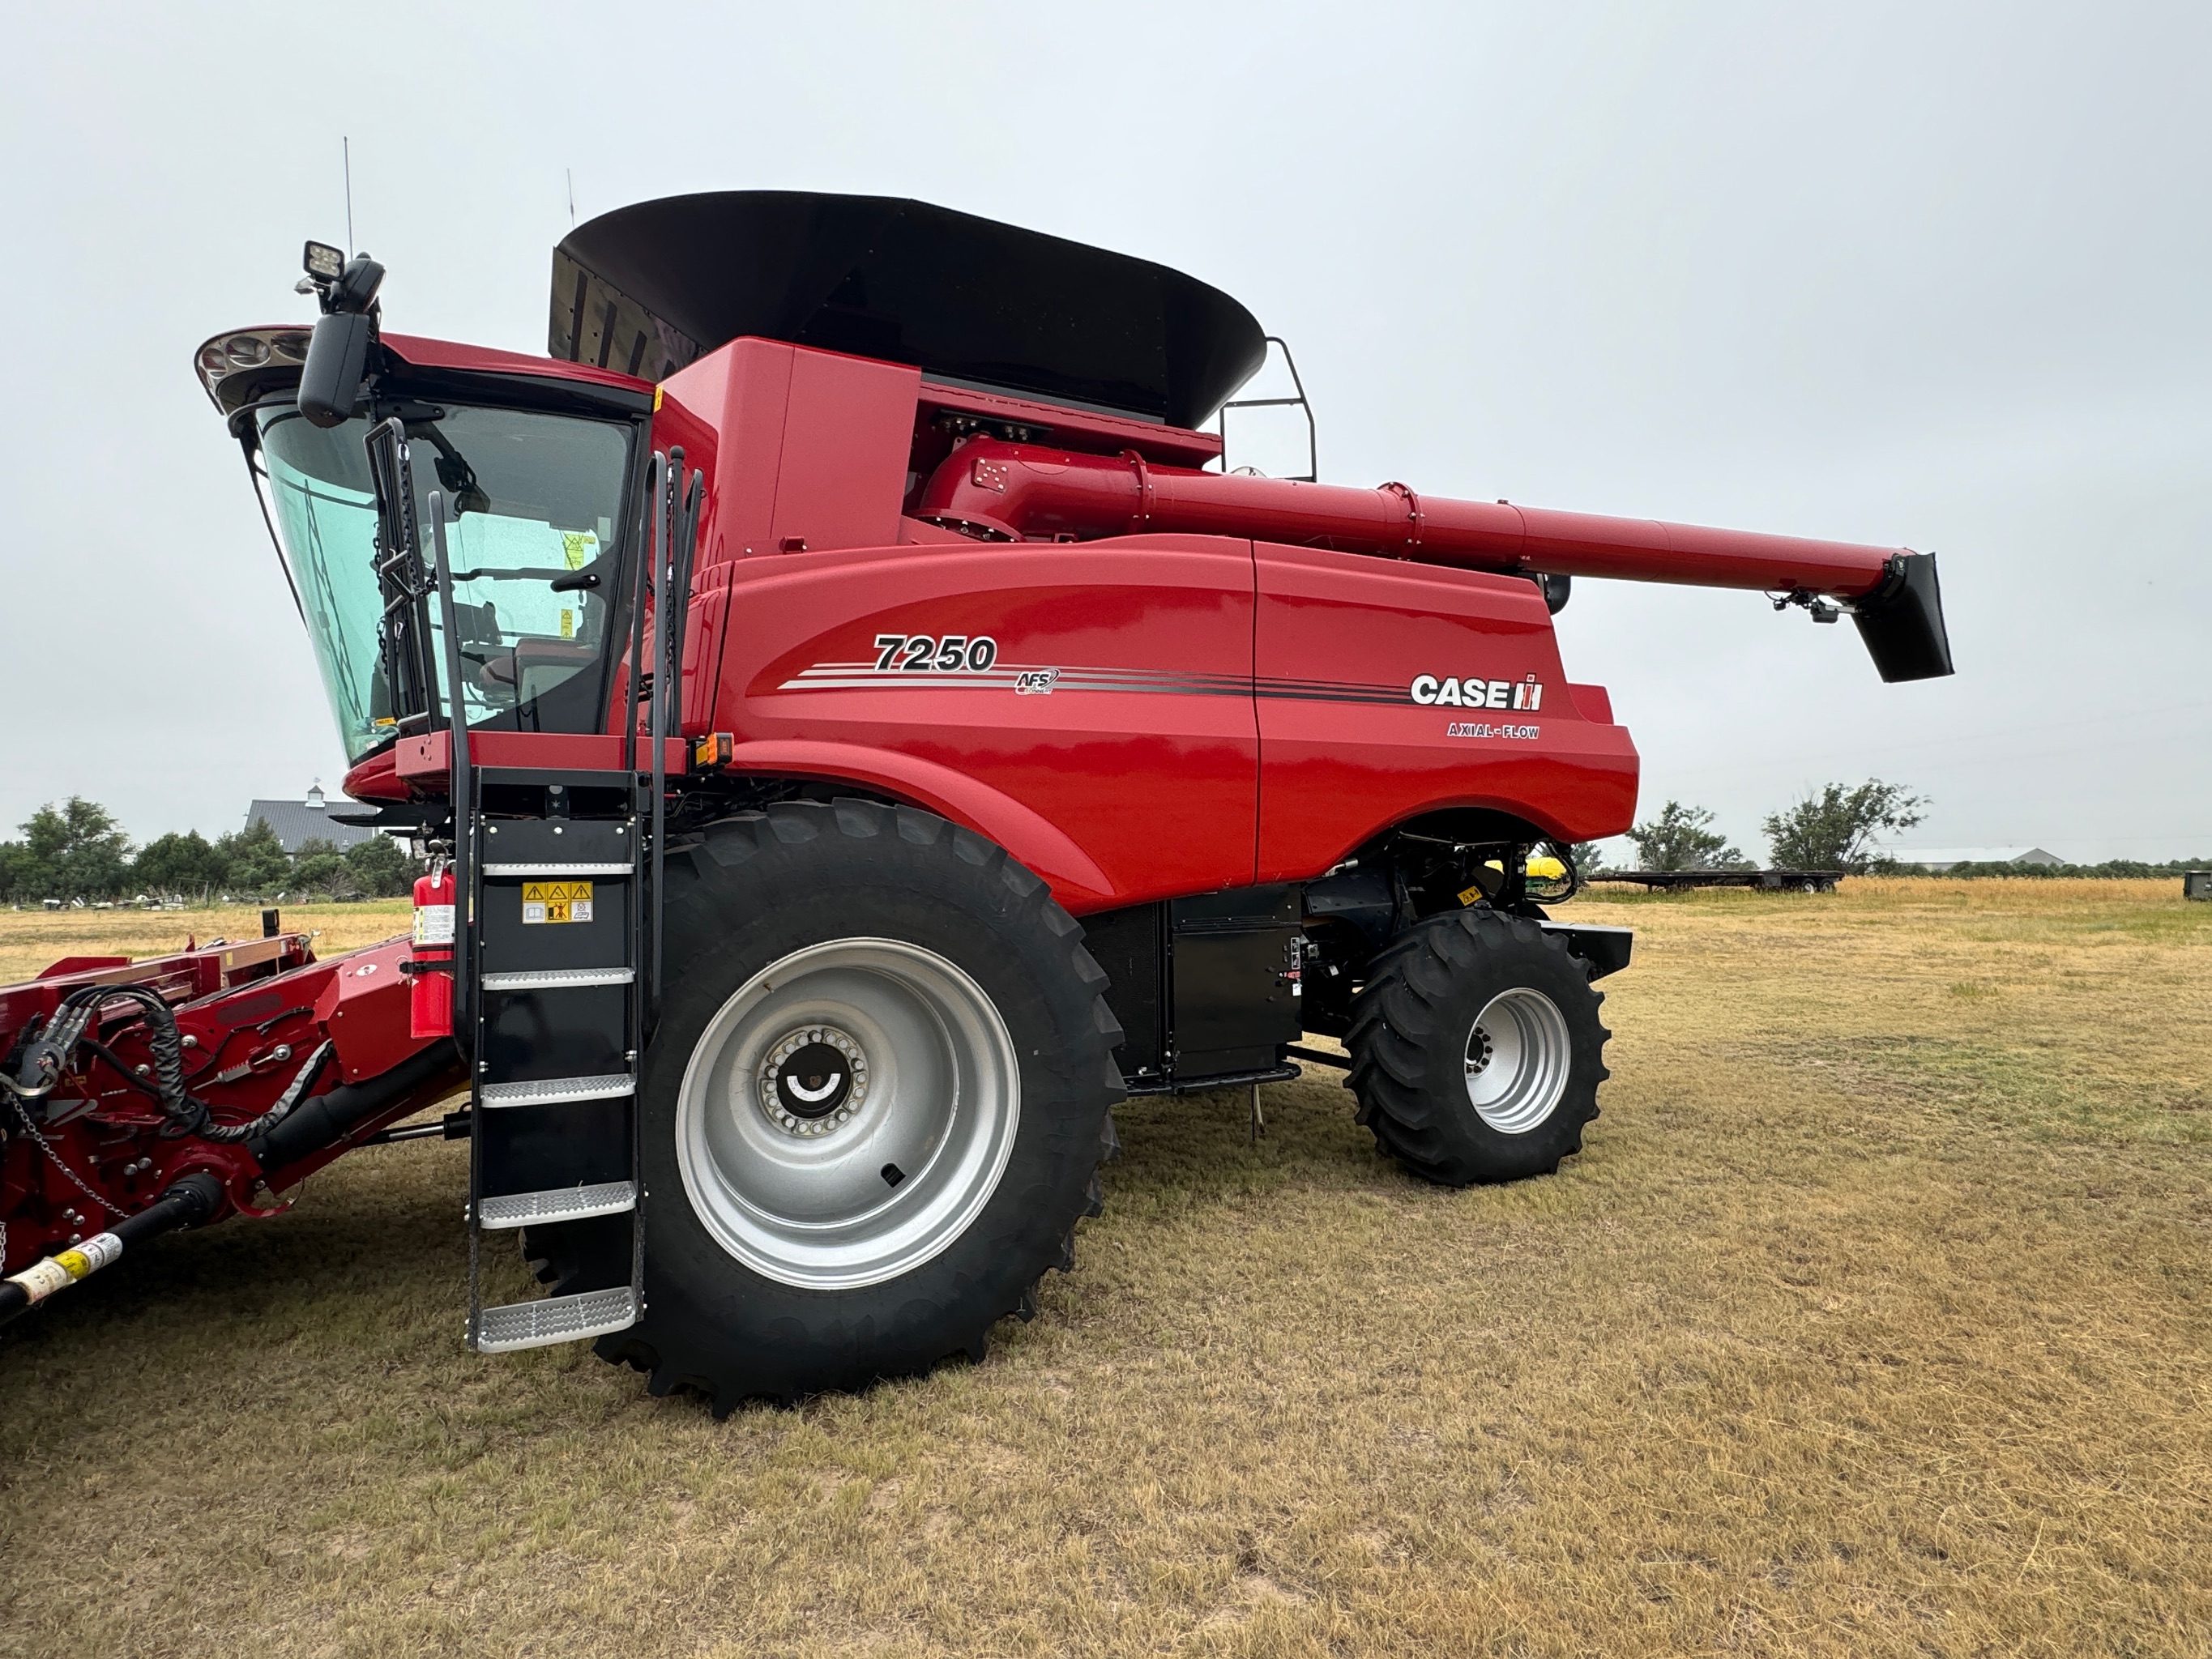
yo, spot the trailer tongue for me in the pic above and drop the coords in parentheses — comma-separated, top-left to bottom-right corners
(4, 192, 1950, 1408)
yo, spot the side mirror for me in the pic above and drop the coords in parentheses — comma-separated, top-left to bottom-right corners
(296, 249, 386, 429)
(298, 311, 374, 429)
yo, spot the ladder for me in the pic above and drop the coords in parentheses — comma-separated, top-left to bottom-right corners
(464, 774, 645, 1352)
(408, 444, 701, 1355)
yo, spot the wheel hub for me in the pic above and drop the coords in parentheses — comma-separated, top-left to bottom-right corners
(1462, 986, 1571, 1134)
(758, 1026, 869, 1134)
(1464, 1025, 1496, 1077)
(675, 938, 1022, 1290)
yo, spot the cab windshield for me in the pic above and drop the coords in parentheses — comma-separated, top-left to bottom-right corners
(257, 403, 634, 761)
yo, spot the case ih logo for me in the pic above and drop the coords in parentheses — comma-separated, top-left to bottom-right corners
(1410, 673, 1545, 711)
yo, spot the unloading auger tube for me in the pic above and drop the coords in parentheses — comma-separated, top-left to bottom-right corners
(916, 437, 1954, 683)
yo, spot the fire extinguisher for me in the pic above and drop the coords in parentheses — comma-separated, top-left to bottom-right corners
(409, 859, 457, 1039)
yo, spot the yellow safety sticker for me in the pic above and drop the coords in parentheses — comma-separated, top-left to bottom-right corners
(58, 1234, 123, 1280)
(1457, 884, 1488, 907)
(560, 609, 575, 639)
(561, 531, 596, 571)
(522, 881, 595, 925)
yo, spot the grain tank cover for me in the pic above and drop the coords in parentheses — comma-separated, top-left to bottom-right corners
(550, 191, 1266, 428)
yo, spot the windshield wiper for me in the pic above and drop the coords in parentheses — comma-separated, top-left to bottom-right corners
(450, 566, 588, 584)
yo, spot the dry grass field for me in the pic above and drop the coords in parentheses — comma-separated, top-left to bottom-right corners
(2, 881, 2207, 1657)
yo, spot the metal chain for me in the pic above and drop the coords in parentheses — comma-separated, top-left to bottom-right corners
(6, 1094, 129, 1220)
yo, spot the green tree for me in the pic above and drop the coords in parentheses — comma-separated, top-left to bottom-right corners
(134, 830, 228, 899)
(1628, 801, 1744, 872)
(343, 834, 416, 898)
(292, 836, 353, 899)
(0, 842, 41, 903)
(1762, 779, 1928, 872)
(216, 819, 293, 897)
(11, 798, 133, 901)
(1569, 841, 1609, 876)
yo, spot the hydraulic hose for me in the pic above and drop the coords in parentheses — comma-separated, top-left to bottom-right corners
(199, 1041, 335, 1144)
(0, 1172, 224, 1328)
(6, 984, 210, 1134)
(248, 1044, 462, 1171)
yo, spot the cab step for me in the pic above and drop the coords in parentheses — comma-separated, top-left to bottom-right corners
(480, 1073, 636, 1109)
(479, 861, 635, 876)
(480, 966, 634, 992)
(476, 1179, 638, 1230)
(475, 1286, 638, 1354)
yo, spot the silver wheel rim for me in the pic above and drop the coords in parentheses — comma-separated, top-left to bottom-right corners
(674, 938, 1020, 1290)
(1463, 987, 1572, 1134)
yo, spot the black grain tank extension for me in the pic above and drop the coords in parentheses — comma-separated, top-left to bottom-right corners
(549, 190, 1267, 427)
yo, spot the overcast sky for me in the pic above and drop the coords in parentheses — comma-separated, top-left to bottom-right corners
(2, 2, 2205, 861)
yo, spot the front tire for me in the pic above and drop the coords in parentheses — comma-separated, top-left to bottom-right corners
(530, 800, 1121, 1410)
(1347, 911, 1609, 1185)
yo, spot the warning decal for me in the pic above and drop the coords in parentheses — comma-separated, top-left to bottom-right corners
(522, 881, 595, 924)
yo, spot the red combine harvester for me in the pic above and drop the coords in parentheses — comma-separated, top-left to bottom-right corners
(1, 194, 1950, 1408)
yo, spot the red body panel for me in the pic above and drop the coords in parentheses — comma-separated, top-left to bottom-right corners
(706, 535, 1262, 911)
(1252, 544, 1638, 882)
(632, 339, 1650, 911)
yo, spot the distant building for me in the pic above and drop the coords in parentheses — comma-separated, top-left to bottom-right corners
(1886, 847, 2064, 871)
(245, 782, 377, 855)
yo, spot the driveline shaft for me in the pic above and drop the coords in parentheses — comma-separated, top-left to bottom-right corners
(0, 1172, 224, 1328)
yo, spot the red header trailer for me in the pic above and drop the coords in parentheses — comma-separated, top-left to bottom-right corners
(3, 193, 1950, 1410)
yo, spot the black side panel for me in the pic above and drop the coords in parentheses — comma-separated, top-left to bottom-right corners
(1169, 885, 1301, 1081)
(480, 1098, 631, 1196)
(1082, 902, 1166, 1086)
(480, 984, 629, 1083)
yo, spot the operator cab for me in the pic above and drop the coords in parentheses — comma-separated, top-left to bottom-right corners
(198, 266, 654, 775)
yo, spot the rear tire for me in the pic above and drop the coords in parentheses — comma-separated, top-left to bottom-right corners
(526, 800, 1121, 1411)
(1347, 911, 1608, 1185)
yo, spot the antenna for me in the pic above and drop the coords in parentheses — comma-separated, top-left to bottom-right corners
(566, 168, 576, 229)
(343, 137, 355, 254)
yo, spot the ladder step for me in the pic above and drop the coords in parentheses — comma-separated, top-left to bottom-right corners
(476, 1179, 637, 1230)
(475, 1286, 637, 1354)
(480, 862, 634, 876)
(480, 1073, 635, 1109)
(480, 966, 634, 992)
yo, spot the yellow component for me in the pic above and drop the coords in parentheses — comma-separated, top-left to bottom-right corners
(653, 386, 664, 412)
(1527, 855, 1567, 881)
(521, 880, 595, 924)
(54, 1249, 93, 1280)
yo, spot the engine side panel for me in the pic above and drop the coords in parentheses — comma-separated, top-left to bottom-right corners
(713, 535, 1261, 910)
(1252, 542, 1638, 879)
